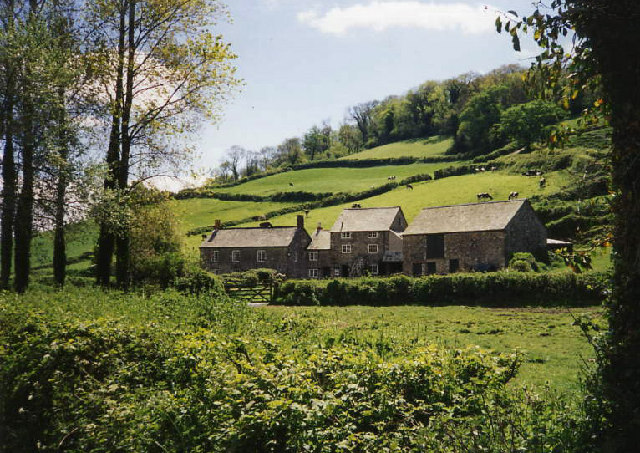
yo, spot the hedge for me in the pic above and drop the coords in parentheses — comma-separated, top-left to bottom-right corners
(273, 271, 609, 307)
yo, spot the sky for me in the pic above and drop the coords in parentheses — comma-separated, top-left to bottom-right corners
(187, 0, 540, 181)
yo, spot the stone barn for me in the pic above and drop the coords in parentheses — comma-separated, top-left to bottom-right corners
(200, 215, 311, 277)
(402, 199, 546, 276)
(329, 206, 407, 277)
(307, 223, 331, 278)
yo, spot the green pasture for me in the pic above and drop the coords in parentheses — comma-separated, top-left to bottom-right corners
(341, 136, 453, 160)
(244, 170, 569, 231)
(31, 221, 98, 275)
(214, 161, 460, 196)
(255, 304, 602, 392)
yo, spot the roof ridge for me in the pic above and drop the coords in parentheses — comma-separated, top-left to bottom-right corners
(419, 199, 526, 211)
(344, 206, 400, 210)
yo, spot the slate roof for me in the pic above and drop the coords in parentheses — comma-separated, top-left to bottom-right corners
(403, 200, 527, 235)
(308, 229, 331, 250)
(330, 206, 402, 233)
(200, 226, 298, 248)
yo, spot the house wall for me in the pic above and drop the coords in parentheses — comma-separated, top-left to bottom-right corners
(505, 205, 547, 261)
(329, 231, 388, 276)
(200, 229, 311, 278)
(403, 231, 507, 275)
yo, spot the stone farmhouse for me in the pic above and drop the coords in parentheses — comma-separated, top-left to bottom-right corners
(199, 200, 547, 278)
(200, 216, 311, 278)
(402, 199, 547, 276)
(307, 206, 407, 278)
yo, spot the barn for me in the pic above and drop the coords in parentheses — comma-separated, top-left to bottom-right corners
(402, 199, 547, 275)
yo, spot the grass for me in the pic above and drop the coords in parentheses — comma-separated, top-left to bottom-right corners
(213, 161, 461, 196)
(341, 136, 454, 160)
(244, 170, 570, 231)
(254, 304, 602, 392)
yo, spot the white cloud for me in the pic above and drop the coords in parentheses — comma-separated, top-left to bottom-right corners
(297, 2, 498, 36)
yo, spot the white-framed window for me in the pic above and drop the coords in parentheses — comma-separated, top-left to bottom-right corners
(308, 268, 319, 278)
(334, 266, 341, 276)
(368, 232, 378, 239)
(342, 244, 352, 253)
(231, 250, 240, 262)
(212, 251, 219, 263)
(309, 251, 318, 261)
(341, 232, 352, 239)
(370, 264, 379, 275)
(368, 244, 379, 253)
(257, 250, 267, 262)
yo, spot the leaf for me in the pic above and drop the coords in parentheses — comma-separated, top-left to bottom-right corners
(495, 17, 502, 33)
(508, 10, 518, 17)
(512, 35, 521, 52)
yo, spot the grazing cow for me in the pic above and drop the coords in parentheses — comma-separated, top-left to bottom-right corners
(252, 215, 267, 221)
(289, 182, 294, 187)
(539, 177, 547, 188)
(352, 203, 362, 208)
(304, 209, 310, 217)
(477, 192, 493, 201)
(480, 167, 486, 172)
(387, 175, 397, 181)
(536, 170, 543, 176)
(508, 191, 519, 200)
(406, 184, 414, 190)
(490, 166, 497, 171)
(259, 221, 273, 228)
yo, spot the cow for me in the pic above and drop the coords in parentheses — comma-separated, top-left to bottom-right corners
(477, 192, 493, 201)
(289, 182, 294, 187)
(508, 191, 519, 200)
(539, 177, 547, 188)
(406, 184, 414, 190)
(304, 209, 310, 217)
(352, 203, 362, 208)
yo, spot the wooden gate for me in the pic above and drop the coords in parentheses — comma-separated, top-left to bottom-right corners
(223, 277, 274, 303)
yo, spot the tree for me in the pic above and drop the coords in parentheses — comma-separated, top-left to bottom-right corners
(277, 137, 304, 166)
(502, 1, 640, 449)
(498, 100, 565, 150)
(90, 0, 238, 288)
(348, 100, 378, 146)
(224, 145, 245, 181)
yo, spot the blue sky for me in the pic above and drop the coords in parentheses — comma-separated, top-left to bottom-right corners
(194, 0, 539, 173)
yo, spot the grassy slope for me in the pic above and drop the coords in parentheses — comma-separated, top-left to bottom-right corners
(340, 136, 453, 160)
(214, 162, 460, 196)
(243, 170, 568, 230)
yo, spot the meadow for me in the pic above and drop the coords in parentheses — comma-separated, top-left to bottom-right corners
(340, 136, 454, 160)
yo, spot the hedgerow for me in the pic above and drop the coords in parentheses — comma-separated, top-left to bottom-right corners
(273, 272, 609, 307)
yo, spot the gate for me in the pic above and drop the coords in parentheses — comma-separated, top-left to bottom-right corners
(223, 277, 274, 303)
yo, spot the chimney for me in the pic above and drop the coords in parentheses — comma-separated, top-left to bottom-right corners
(214, 219, 221, 230)
(297, 215, 304, 230)
(316, 222, 322, 233)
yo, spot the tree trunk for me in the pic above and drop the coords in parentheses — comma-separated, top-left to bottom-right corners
(0, 0, 16, 291)
(115, 0, 135, 289)
(53, 91, 68, 287)
(573, 1, 640, 449)
(96, 1, 127, 286)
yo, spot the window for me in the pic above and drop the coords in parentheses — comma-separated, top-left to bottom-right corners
(257, 250, 267, 262)
(342, 244, 352, 253)
(368, 232, 378, 239)
(426, 262, 437, 274)
(341, 232, 352, 239)
(426, 234, 445, 259)
(368, 244, 378, 254)
(412, 263, 422, 277)
(449, 259, 460, 273)
(370, 264, 379, 275)
(308, 268, 319, 278)
(309, 251, 318, 261)
(231, 250, 240, 262)
(212, 251, 219, 263)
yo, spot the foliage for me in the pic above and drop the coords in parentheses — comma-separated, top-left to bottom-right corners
(498, 100, 567, 150)
(509, 252, 539, 272)
(274, 272, 609, 307)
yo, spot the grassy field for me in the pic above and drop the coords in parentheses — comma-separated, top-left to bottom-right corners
(244, 170, 569, 230)
(256, 304, 602, 392)
(341, 136, 453, 160)
(214, 161, 460, 196)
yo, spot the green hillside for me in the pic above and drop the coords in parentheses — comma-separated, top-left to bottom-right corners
(340, 136, 453, 160)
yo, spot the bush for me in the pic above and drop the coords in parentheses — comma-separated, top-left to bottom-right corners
(509, 252, 538, 272)
(274, 272, 609, 307)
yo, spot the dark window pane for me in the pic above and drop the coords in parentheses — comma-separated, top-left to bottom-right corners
(426, 234, 444, 258)
(426, 262, 437, 274)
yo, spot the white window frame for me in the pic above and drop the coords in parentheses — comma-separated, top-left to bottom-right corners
(257, 250, 267, 262)
(341, 232, 352, 239)
(308, 268, 319, 278)
(231, 250, 240, 262)
(368, 232, 379, 239)
(342, 244, 352, 254)
(370, 264, 379, 275)
(212, 251, 219, 263)
(309, 251, 318, 261)
(368, 244, 379, 254)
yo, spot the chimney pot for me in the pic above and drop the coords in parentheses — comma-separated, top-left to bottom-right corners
(317, 222, 322, 233)
(215, 219, 221, 230)
(297, 215, 304, 230)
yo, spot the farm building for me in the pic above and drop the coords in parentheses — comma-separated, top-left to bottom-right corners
(327, 206, 407, 277)
(402, 199, 547, 275)
(200, 216, 311, 277)
(307, 223, 332, 278)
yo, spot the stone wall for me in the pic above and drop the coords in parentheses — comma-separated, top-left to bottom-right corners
(329, 231, 389, 276)
(505, 204, 547, 260)
(403, 231, 507, 275)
